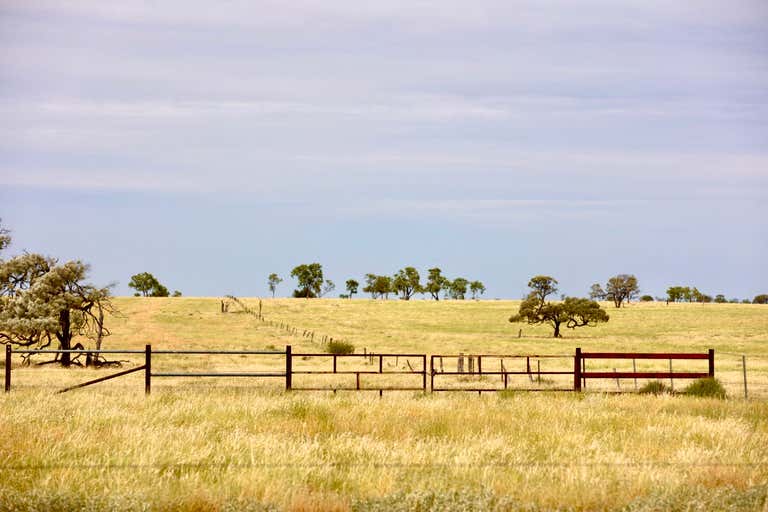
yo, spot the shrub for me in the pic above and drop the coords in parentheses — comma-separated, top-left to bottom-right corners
(640, 295, 654, 302)
(639, 380, 670, 395)
(325, 340, 355, 355)
(753, 294, 768, 304)
(683, 377, 726, 399)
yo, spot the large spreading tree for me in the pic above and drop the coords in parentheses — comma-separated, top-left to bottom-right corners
(510, 275, 609, 338)
(0, 223, 113, 366)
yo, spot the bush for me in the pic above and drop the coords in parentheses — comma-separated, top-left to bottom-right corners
(640, 295, 654, 302)
(683, 377, 726, 399)
(325, 340, 355, 355)
(639, 380, 670, 395)
(753, 294, 768, 304)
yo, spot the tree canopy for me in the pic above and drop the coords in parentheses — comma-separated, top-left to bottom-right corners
(290, 263, 324, 298)
(510, 275, 609, 338)
(424, 268, 448, 301)
(128, 272, 169, 297)
(469, 280, 485, 299)
(392, 267, 421, 300)
(604, 274, 639, 308)
(448, 277, 469, 300)
(363, 274, 392, 299)
(345, 279, 359, 298)
(0, 226, 113, 366)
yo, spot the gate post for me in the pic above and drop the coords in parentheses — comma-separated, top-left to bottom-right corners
(708, 349, 715, 378)
(574, 348, 582, 392)
(4, 344, 11, 393)
(145, 344, 151, 395)
(285, 345, 292, 391)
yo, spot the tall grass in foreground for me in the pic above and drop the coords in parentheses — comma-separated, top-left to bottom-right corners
(2, 299, 768, 510)
(1, 388, 766, 511)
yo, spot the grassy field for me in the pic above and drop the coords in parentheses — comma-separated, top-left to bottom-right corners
(1, 298, 767, 511)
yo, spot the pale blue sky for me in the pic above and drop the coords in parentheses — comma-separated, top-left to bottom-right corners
(1, 1, 766, 299)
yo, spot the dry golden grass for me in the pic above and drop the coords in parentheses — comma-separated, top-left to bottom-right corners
(1, 298, 767, 511)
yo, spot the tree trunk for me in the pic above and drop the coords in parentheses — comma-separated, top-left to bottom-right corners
(58, 309, 72, 366)
(553, 322, 562, 338)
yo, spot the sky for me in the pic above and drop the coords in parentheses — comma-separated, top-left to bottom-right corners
(1, 1, 766, 299)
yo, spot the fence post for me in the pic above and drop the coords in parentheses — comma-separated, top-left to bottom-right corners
(5, 344, 11, 393)
(668, 359, 674, 391)
(742, 355, 747, 400)
(145, 344, 151, 395)
(430, 356, 434, 393)
(285, 345, 292, 391)
(632, 359, 638, 391)
(708, 349, 715, 378)
(574, 348, 582, 391)
(422, 355, 427, 392)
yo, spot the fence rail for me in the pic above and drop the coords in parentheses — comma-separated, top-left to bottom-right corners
(3, 345, 726, 396)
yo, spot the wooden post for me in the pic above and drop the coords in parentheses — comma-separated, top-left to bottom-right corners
(582, 358, 586, 389)
(5, 344, 11, 393)
(333, 355, 337, 373)
(356, 372, 360, 390)
(468, 356, 474, 375)
(668, 359, 674, 391)
(742, 355, 748, 400)
(145, 344, 151, 395)
(614, 368, 620, 391)
(458, 353, 464, 373)
(537, 360, 541, 384)
(708, 349, 715, 378)
(632, 359, 638, 391)
(430, 356, 434, 393)
(285, 345, 292, 391)
(258, 300, 262, 320)
(574, 348, 582, 392)
(379, 355, 383, 373)
(526, 357, 533, 382)
(518, 328, 522, 338)
(477, 356, 482, 376)
(422, 355, 427, 392)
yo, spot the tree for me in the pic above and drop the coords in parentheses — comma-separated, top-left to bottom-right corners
(667, 286, 693, 303)
(128, 272, 169, 297)
(1, 252, 113, 366)
(605, 274, 639, 308)
(128, 272, 158, 297)
(392, 267, 421, 300)
(509, 276, 609, 338)
(290, 263, 323, 298)
(363, 274, 392, 299)
(172, 290, 182, 297)
(469, 280, 485, 299)
(753, 294, 768, 304)
(448, 277, 469, 300)
(640, 295, 654, 302)
(589, 283, 606, 300)
(424, 268, 448, 301)
(345, 279, 359, 299)
(267, 273, 283, 298)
